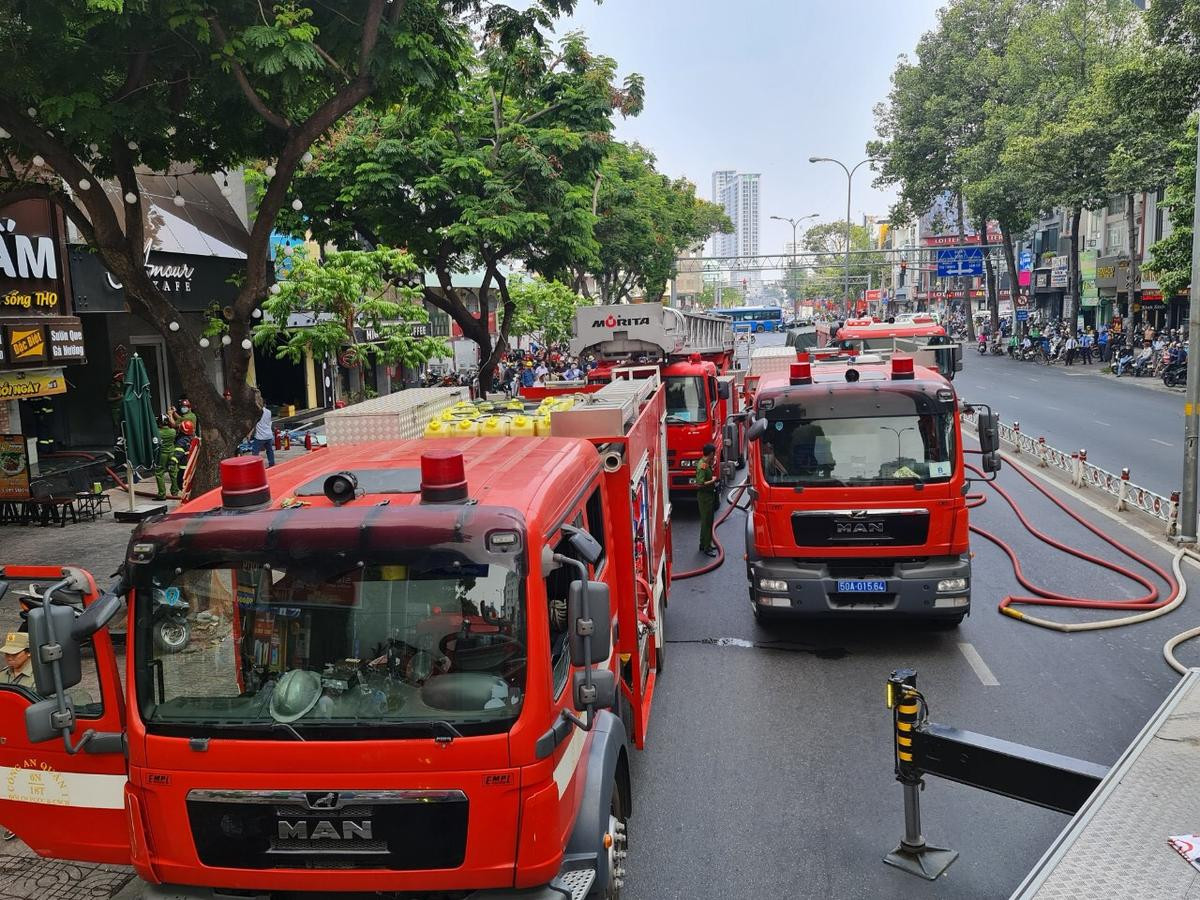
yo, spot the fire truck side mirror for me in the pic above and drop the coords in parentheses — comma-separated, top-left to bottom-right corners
(977, 411, 1000, 455)
(561, 524, 603, 567)
(981, 451, 1002, 474)
(950, 344, 964, 372)
(746, 418, 769, 443)
(573, 668, 616, 712)
(568, 580, 612, 666)
(718, 381, 731, 400)
(723, 423, 737, 451)
(26, 590, 121, 696)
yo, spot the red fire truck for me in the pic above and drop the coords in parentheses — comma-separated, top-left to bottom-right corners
(738, 346, 997, 625)
(0, 379, 671, 898)
(817, 317, 961, 381)
(553, 303, 742, 493)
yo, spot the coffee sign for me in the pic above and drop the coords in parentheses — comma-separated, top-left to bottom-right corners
(0, 199, 70, 317)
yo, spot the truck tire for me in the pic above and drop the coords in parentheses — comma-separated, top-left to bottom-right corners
(655, 612, 665, 674)
(595, 777, 630, 899)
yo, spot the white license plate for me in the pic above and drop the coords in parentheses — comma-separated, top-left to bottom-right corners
(836, 579, 887, 593)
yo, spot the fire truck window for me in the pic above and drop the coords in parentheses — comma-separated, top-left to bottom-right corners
(134, 555, 526, 738)
(545, 534, 582, 698)
(664, 376, 709, 424)
(584, 488, 607, 572)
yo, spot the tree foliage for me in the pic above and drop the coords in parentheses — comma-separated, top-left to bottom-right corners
(253, 245, 447, 367)
(585, 142, 731, 304)
(0, 0, 586, 489)
(510, 277, 583, 347)
(285, 30, 642, 391)
(802, 222, 888, 298)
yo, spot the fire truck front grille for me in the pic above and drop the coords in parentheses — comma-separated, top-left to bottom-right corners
(791, 510, 929, 547)
(186, 789, 468, 871)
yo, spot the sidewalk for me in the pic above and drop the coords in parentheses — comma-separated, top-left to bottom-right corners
(0, 443, 314, 900)
(1006, 357, 1184, 395)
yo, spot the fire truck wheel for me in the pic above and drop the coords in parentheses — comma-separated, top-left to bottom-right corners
(655, 616, 665, 673)
(597, 778, 630, 898)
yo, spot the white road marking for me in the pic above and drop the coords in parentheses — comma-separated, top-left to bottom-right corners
(1007, 394, 1021, 400)
(1096, 421, 1113, 427)
(1046, 405, 1062, 411)
(1151, 438, 1174, 447)
(958, 642, 999, 686)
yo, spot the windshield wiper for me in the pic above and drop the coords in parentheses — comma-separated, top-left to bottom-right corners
(270, 721, 306, 742)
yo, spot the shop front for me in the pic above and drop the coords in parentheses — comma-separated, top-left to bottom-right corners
(1094, 255, 1129, 331)
(0, 198, 88, 476)
(1031, 267, 1063, 322)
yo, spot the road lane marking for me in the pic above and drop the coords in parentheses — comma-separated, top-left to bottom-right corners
(1046, 405, 1062, 411)
(958, 642, 999, 686)
(1007, 394, 1021, 399)
(1096, 421, 1113, 427)
(1151, 438, 1174, 446)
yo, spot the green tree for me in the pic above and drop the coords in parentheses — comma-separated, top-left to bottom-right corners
(0, 0, 578, 489)
(802, 222, 887, 302)
(697, 282, 742, 310)
(285, 32, 642, 392)
(1147, 115, 1198, 298)
(584, 142, 731, 304)
(253, 245, 447, 369)
(510, 277, 583, 347)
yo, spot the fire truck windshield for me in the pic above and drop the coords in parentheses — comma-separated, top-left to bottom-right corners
(665, 376, 708, 424)
(134, 552, 526, 740)
(759, 395, 956, 487)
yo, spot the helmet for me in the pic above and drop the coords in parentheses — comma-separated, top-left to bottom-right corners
(269, 669, 322, 723)
(180, 419, 195, 436)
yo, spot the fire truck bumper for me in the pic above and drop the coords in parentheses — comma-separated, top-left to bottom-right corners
(140, 881, 588, 900)
(747, 553, 971, 619)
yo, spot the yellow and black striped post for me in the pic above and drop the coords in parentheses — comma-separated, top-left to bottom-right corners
(883, 668, 959, 880)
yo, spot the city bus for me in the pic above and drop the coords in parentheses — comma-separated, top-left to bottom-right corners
(711, 305, 785, 333)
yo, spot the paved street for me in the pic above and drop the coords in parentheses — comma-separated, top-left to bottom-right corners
(955, 349, 1183, 496)
(3, 338, 1200, 898)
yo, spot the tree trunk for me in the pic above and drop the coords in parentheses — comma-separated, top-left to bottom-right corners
(1066, 206, 1082, 328)
(979, 217, 999, 333)
(1000, 224, 1021, 334)
(957, 191, 976, 343)
(1125, 192, 1138, 323)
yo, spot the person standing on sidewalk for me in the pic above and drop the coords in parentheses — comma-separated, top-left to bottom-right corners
(1080, 330, 1094, 364)
(252, 395, 276, 467)
(695, 443, 718, 557)
(1064, 332, 1078, 365)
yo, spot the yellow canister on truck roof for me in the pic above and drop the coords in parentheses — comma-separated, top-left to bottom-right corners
(424, 419, 451, 438)
(510, 415, 535, 436)
(534, 415, 553, 436)
(480, 416, 509, 437)
(454, 418, 479, 437)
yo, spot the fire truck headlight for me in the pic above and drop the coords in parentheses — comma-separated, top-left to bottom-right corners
(758, 578, 788, 592)
(937, 577, 967, 593)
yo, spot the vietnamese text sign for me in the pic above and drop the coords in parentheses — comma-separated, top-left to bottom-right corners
(0, 368, 66, 401)
(0, 316, 86, 369)
(0, 433, 30, 498)
(0, 200, 71, 317)
(1050, 256, 1069, 288)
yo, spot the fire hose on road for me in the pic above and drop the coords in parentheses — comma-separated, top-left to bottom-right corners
(672, 482, 750, 581)
(966, 450, 1200, 671)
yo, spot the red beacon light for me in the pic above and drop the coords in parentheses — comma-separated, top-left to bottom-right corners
(220, 456, 271, 509)
(688, 352, 702, 364)
(891, 355, 915, 380)
(421, 449, 469, 503)
(789, 361, 812, 385)
(795, 350, 810, 362)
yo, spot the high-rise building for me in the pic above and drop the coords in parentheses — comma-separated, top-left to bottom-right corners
(710, 170, 761, 282)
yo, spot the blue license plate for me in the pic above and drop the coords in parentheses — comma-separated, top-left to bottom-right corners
(836, 579, 887, 593)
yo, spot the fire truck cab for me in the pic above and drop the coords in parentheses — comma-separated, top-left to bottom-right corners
(0, 381, 671, 899)
(739, 348, 997, 625)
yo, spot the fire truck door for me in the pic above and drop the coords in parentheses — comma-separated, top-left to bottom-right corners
(0, 588, 131, 864)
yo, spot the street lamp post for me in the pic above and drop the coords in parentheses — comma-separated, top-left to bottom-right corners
(770, 213, 819, 315)
(810, 156, 874, 316)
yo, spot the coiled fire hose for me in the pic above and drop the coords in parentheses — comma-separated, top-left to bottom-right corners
(966, 449, 1200, 672)
(673, 481, 751, 580)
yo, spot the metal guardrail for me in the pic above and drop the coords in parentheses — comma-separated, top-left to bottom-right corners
(963, 411, 1179, 535)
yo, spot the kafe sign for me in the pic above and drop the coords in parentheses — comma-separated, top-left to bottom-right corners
(0, 199, 71, 317)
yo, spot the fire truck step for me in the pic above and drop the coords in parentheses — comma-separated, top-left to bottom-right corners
(554, 865, 597, 899)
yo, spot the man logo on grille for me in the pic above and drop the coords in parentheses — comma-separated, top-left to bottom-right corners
(277, 819, 373, 841)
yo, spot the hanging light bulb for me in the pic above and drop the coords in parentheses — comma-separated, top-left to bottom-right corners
(221, 334, 232, 346)
(301, 151, 313, 165)
(124, 192, 137, 204)
(252, 308, 263, 319)
(283, 245, 294, 257)
(0, 128, 11, 140)
(127, 140, 138, 150)
(30, 155, 43, 167)
(241, 338, 253, 351)
(220, 174, 231, 198)
(173, 191, 185, 208)
(269, 284, 282, 295)
(26, 107, 36, 118)
(77, 178, 90, 191)
(199, 337, 210, 349)
(291, 198, 303, 211)
(166, 125, 176, 137)
(264, 164, 276, 178)
(168, 321, 180, 332)
(88, 143, 98, 154)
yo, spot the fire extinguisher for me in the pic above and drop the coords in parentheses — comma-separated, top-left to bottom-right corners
(273, 428, 281, 450)
(304, 432, 313, 451)
(283, 431, 291, 450)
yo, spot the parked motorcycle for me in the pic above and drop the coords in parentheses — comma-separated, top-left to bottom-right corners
(152, 586, 191, 653)
(1163, 361, 1187, 388)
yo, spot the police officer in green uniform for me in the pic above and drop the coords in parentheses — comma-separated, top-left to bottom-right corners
(695, 442, 718, 557)
(154, 418, 180, 500)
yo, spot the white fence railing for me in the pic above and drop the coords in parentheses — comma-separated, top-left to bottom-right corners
(963, 412, 1179, 535)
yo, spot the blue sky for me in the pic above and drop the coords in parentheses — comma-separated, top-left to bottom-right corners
(554, 0, 947, 255)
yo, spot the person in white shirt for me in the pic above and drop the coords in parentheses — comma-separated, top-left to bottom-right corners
(252, 394, 275, 466)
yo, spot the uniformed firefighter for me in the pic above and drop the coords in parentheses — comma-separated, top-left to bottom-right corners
(1, 631, 33, 688)
(695, 442, 718, 557)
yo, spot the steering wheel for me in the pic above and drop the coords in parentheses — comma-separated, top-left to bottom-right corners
(438, 632, 522, 672)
